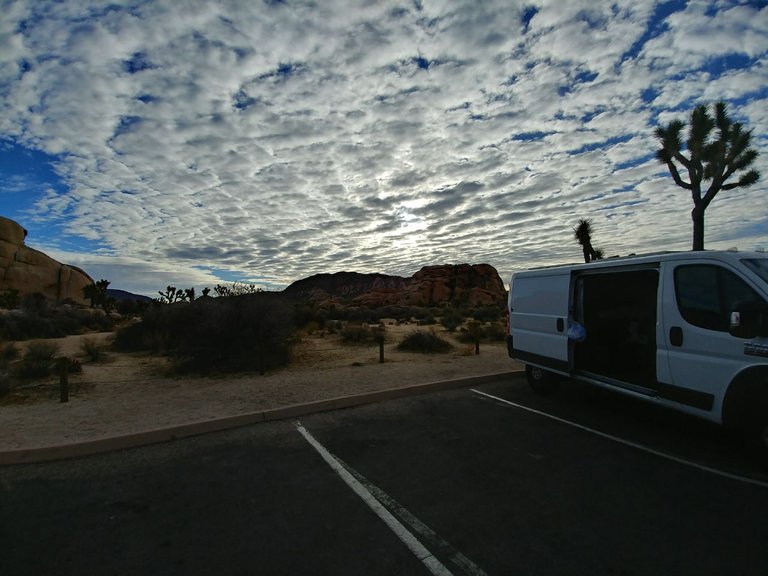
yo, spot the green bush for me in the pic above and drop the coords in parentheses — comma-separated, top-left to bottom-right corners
(397, 330, 453, 353)
(18, 341, 59, 379)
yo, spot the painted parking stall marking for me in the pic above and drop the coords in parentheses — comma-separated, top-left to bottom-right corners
(471, 389, 768, 490)
(295, 421, 487, 576)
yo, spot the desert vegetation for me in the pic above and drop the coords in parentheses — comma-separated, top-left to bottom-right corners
(114, 291, 295, 374)
(0, 279, 507, 401)
(0, 292, 113, 341)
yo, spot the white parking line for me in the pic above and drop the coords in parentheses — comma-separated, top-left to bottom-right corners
(295, 421, 455, 576)
(471, 389, 768, 490)
(340, 457, 489, 576)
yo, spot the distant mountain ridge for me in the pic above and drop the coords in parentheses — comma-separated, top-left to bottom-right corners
(283, 264, 506, 308)
(106, 289, 153, 302)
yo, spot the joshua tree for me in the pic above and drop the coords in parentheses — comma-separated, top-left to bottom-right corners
(573, 218, 602, 263)
(83, 279, 115, 312)
(654, 101, 760, 251)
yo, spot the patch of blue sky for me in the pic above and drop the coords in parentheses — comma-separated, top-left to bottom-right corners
(614, 154, 656, 172)
(255, 61, 304, 83)
(198, 267, 283, 290)
(198, 267, 242, 284)
(511, 131, 554, 142)
(619, 0, 687, 64)
(46, 233, 108, 255)
(521, 6, 538, 33)
(114, 115, 142, 137)
(570, 134, 633, 156)
(0, 141, 67, 221)
(123, 51, 154, 74)
(596, 198, 650, 213)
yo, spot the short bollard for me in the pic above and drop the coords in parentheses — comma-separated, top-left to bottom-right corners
(376, 327, 386, 363)
(58, 357, 69, 403)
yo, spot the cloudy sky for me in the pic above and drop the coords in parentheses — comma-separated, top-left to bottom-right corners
(1, 0, 766, 296)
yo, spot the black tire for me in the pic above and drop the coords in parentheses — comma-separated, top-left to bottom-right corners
(525, 364, 560, 395)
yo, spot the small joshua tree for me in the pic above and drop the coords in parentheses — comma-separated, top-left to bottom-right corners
(573, 219, 603, 263)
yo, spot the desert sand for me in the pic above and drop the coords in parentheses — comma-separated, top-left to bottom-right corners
(1, 323, 522, 452)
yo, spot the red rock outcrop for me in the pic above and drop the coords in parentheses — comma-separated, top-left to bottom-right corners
(284, 264, 506, 308)
(0, 216, 93, 305)
(401, 264, 506, 307)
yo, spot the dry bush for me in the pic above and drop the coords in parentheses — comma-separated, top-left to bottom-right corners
(397, 330, 453, 353)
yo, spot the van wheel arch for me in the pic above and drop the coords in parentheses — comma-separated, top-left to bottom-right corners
(525, 364, 560, 395)
(722, 367, 768, 447)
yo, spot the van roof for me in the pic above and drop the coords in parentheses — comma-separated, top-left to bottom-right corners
(515, 249, 767, 276)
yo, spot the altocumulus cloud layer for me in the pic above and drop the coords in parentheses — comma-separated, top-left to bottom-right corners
(0, 0, 766, 294)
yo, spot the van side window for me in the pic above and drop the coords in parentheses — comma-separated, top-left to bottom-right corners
(674, 265, 761, 331)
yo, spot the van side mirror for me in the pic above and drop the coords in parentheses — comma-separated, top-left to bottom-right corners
(729, 301, 768, 339)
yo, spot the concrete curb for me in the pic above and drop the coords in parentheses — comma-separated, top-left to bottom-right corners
(0, 370, 523, 466)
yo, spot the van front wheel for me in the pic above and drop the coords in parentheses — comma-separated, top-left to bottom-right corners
(525, 365, 559, 395)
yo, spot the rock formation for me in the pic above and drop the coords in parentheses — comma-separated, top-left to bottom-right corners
(0, 216, 93, 305)
(283, 264, 507, 309)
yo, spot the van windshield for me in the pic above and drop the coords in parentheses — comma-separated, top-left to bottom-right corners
(743, 258, 768, 283)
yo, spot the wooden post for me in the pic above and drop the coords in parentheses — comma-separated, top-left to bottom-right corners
(377, 325, 385, 363)
(58, 357, 69, 403)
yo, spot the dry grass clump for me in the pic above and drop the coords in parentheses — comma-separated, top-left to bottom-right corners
(397, 330, 453, 353)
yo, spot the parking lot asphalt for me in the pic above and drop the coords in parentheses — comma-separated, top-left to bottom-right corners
(3, 375, 768, 575)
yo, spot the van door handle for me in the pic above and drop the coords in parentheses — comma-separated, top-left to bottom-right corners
(670, 326, 683, 347)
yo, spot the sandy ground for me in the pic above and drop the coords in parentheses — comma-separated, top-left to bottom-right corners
(1, 323, 522, 452)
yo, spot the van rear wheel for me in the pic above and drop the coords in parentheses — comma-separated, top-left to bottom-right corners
(525, 365, 559, 395)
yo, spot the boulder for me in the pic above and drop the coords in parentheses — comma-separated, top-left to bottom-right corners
(0, 216, 93, 305)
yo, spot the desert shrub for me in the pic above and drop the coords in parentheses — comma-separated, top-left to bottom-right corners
(80, 337, 106, 362)
(340, 324, 375, 345)
(0, 312, 59, 340)
(440, 308, 464, 332)
(67, 358, 83, 374)
(0, 304, 113, 341)
(483, 322, 507, 341)
(18, 341, 59, 379)
(458, 321, 507, 343)
(114, 320, 148, 351)
(397, 330, 453, 353)
(116, 293, 295, 374)
(0, 364, 12, 396)
(0, 289, 20, 310)
(1, 342, 19, 362)
(471, 306, 504, 323)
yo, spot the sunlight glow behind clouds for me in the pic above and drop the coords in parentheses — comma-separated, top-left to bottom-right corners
(0, 0, 766, 295)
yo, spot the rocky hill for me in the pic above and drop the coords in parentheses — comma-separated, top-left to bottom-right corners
(283, 264, 506, 308)
(0, 216, 93, 305)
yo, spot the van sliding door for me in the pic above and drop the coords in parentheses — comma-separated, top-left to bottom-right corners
(573, 267, 659, 389)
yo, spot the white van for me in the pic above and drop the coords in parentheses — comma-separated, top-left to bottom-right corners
(507, 251, 768, 445)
